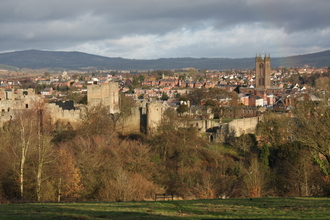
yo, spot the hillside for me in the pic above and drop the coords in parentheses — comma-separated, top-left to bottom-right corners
(0, 49, 329, 70)
(0, 64, 19, 71)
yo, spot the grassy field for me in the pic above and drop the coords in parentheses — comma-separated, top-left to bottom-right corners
(0, 197, 329, 219)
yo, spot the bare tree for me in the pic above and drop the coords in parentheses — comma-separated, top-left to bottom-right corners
(292, 100, 330, 178)
(54, 147, 82, 202)
(32, 99, 54, 202)
(5, 97, 54, 202)
(243, 157, 265, 198)
(10, 109, 37, 200)
(79, 104, 115, 136)
(315, 77, 330, 91)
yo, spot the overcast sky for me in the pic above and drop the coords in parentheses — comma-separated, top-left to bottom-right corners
(0, 0, 329, 59)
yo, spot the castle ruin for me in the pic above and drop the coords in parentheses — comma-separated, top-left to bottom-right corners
(87, 82, 119, 114)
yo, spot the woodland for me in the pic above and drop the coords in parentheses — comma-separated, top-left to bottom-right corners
(0, 92, 330, 203)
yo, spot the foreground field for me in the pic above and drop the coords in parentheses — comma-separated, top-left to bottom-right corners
(1, 197, 330, 219)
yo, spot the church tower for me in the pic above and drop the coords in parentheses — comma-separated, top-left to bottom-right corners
(255, 54, 270, 89)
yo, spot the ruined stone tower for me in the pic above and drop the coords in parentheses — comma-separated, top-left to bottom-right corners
(255, 54, 271, 89)
(87, 82, 119, 114)
(146, 102, 163, 135)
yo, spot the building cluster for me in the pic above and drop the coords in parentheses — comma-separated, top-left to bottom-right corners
(0, 55, 328, 130)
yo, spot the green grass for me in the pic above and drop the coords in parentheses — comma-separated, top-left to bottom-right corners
(209, 143, 239, 157)
(210, 118, 234, 124)
(1, 197, 330, 219)
(222, 118, 234, 123)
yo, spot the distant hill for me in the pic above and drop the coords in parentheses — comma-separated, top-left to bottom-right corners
(0, 49, 329, 70)
(0, 64, 19, 71)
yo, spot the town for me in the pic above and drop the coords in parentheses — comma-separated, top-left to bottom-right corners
(1, 55, 328, 110)
(0, 55, 328, 132)
(2, 0, 330, 218)
(0, 54, 330, 203)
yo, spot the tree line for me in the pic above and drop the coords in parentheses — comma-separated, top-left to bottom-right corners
(0, 95, 330, 203)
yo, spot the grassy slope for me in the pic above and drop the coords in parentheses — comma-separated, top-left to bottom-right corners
(1, 197, 330, 219)
(0, 64, 18, 71)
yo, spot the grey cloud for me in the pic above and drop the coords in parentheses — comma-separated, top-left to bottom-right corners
(2, 0, 329, 33)
(0, 0, 329, 58)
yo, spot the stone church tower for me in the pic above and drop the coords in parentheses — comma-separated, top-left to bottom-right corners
(255, 54, 271, 89)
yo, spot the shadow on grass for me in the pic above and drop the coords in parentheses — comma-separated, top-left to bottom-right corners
(1, 202, 185, 220)
(1, 197, 330, 220)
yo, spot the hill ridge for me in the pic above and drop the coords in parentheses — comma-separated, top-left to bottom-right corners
(0, 49, 329, 70)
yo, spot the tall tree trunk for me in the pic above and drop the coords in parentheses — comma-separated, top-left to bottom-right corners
(36, 160, 43, 202)
(19, 119, 28, 201)
(57, 178, 62, 202)
(18, 114, 33, 201)
(20, 152, 25, 200)
(36, 109, 43, 202)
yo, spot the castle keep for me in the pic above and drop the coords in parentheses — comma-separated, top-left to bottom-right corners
(87, 82, 119, 114)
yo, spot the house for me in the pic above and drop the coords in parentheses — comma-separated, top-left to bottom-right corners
(52, 81, 71, 88)
(142, 80, 158, 87)
(204, 81, 215, 88)
(41, 87, 53, 96)
(194, 81, 204, 88)
(0, 83, 11, 90)
(159, 79, 178, 87)
(241, 94, 263, 106)
(71, 82, 83, 88)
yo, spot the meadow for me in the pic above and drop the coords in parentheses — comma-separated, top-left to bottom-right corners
(1, 197, 330, 220)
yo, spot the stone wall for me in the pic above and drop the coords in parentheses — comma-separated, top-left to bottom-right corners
(0, 86, 265, 140)
(46, 103, 82, 129)
(146, 102, 163, 134)
(211, 116, 263, 143)
(87, 82, 119, 114)
(0, 95, 43, 117)
(0, 88, 35, 101)
(187, 119, 215, 133)
(116, 106, 141, 133)
(228, 116, 262, 137)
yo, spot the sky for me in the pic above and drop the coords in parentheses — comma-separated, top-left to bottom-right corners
(0, 0, 330, 59)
